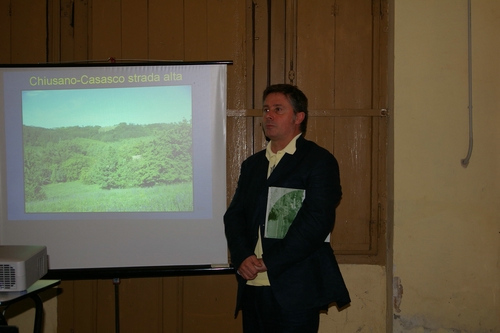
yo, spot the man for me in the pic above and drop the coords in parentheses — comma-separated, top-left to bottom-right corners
(224, 84, 350, 333)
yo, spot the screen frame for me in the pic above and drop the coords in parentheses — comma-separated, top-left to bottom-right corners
(0, 61, 233, 279)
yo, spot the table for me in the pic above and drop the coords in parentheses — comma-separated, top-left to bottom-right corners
(0, 280, 60, 333)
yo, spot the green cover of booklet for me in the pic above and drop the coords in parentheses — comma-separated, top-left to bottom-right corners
(264, 186, 305, 239)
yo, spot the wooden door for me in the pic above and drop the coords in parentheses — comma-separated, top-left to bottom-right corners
(229, 0, 389, 263)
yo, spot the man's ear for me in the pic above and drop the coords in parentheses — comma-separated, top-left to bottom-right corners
(295, 111, 305, 124)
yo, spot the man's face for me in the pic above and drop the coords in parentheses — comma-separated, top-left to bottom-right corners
(262, 92, 304, 145)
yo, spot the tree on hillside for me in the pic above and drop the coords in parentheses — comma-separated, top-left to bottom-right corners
(24, 146, 48, 201)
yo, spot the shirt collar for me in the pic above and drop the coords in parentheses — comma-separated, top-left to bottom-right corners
(266, 133, 301, 161)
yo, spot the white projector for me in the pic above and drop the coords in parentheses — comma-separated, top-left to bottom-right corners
(0, 245, 48, 292)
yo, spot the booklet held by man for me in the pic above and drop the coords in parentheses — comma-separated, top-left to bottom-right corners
(264, 186, 305, 239)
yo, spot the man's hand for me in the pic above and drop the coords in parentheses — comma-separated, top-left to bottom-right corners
(237, 255, 267, 280)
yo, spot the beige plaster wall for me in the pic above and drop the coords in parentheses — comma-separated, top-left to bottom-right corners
(320, 265, 387, 332)
(392, 0, 500, 331)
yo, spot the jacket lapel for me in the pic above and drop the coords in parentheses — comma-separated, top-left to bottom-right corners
(266, 136, 309, 185)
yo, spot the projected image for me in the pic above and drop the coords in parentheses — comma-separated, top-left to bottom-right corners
(21, 85, 193, 213)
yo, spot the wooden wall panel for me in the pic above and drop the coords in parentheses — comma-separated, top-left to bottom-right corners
(208, 0, 247, 109)
(56, 281, 75, 332)
(161, 277, 183, 332)
(90, 0, 122, 60)
(95, 280, 115, 333)
(0, 0, 11, 63)
(301, 114, 377, 255)
(9, 0, 46, 63)
(57, 280, 115, 332)
(75, 0, 90, 61)
(122, 0, 149, 60)
(57, 0, 89, 62)
(182, 275, 241, 332)
(334, 0, 373, 109)
(72, 280, 99, 331)
(333, 117, 374, 252)
(207, 0, 239, 61)
(367, 0, 389, 110)
(269, 0, 287, 84)
(119, 278, 163, 333)
(58, 280, 99, 332)
(184, 0, 207, 60)
(57, 276, 240, 333)
(306, 116, 336, 154)
(58, 0, 71, 62)
(252, 0, 270, 104)
(296, 0, 336, 108)
(226, 115, 254, 204)
(148, 0, 184, 61)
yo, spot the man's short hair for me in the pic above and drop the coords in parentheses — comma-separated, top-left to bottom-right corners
(262, 84, 308, 135)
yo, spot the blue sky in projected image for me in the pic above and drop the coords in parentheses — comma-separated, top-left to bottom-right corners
(22, 85, 192, 128)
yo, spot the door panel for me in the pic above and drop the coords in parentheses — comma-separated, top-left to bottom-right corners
(252, 0, 387, 261)
(4, 0, 46, 63)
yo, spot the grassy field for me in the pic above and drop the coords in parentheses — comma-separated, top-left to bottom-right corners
(25, 181, 193, 213)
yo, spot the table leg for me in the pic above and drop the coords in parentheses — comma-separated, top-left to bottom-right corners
(0, 310, 8, 326)
(30, 294, 43, 333)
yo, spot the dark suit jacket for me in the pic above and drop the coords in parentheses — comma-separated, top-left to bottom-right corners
(224, 135, 350, 315)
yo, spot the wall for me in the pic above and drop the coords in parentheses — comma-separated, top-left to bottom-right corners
(392, 0, 500, 331)
(319, 265, 387, 332)
(2, 1, 390, 331)
(9, 0, 500, 332)
(5, 267, 388, 333)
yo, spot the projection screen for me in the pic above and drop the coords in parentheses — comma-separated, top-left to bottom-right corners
(0, 62, 229, 274)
